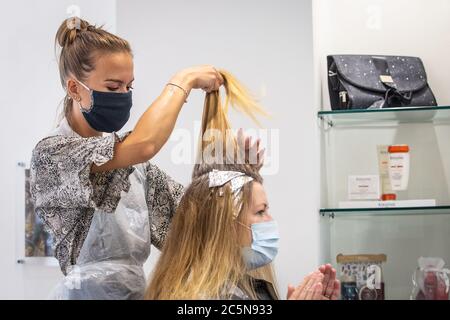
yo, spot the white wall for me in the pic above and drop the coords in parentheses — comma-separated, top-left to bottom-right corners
(0, 0, 117, 299)
(314, 0, 450, 299)
(116, 0, 318, 297)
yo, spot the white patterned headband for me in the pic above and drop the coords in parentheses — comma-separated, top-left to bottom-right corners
(208, 169, 254, 218)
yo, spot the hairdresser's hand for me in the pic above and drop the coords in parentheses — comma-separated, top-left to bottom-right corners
(318, 264, 341, 300)
(237, 128, 265, 170)
(287, 271, 324, 300)
(172, 65, 224, 94)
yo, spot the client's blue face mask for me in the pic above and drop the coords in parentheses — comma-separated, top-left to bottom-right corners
(241, 220, 280, 270)
(76, 80, 133, 133)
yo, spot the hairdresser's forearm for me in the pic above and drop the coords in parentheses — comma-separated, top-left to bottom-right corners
(128, 72, 193, 158)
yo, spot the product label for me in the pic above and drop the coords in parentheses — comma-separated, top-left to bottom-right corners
(348, 175, 381, 200)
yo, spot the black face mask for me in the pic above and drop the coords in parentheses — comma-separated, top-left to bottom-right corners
(76, 80, 133, 133)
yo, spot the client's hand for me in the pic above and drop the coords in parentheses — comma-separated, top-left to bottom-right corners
(237, 128, 265, 170)
(318, 263, 341, 300)
(287, 271, 324, 300)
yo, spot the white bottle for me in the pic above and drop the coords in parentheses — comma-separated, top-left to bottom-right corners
(377, 145, 396, 200)
(388, 145, 410, 191)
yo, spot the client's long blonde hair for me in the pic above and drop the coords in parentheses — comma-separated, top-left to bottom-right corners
(196, 70, 269, 166)
(145, 70, 277, 300)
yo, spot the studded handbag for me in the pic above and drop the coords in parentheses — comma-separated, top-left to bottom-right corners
(327, 54, 437, 110)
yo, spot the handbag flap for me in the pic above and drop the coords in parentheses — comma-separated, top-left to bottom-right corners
(330, 55, 429, 93)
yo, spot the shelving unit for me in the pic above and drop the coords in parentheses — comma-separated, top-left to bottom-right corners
(318, 106, 450, 300)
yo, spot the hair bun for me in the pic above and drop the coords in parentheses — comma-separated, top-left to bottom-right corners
(55, 17, 91, 47)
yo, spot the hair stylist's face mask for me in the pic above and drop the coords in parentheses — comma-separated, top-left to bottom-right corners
(240, 220, 280, 270)
(76, 80, 133, 133)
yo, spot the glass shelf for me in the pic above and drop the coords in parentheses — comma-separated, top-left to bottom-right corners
(318, 106, 450, 127)
(320, 205, 450, 217)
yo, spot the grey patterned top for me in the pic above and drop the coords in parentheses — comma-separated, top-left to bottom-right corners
(223, 277, 278, 300)
(30, 119, 184, 275)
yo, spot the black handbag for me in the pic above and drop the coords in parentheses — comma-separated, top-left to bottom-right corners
(327, 54, 437, 110)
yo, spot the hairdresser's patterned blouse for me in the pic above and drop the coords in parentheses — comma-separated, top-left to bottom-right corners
(30, 118, 184, 299)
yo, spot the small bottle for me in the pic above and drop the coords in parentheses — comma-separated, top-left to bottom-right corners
(341, 274, 358, 300)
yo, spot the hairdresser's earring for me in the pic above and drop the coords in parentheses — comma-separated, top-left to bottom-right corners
(75, 96, 86, 112)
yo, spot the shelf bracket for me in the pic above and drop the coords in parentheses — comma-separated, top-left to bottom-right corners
(320, 211, 335, 219)
(318, 115, 334, 131)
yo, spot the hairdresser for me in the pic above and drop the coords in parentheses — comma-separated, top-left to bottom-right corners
(29, 17, 246, 299)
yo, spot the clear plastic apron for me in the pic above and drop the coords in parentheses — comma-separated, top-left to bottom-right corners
(49, 120, 151, 300)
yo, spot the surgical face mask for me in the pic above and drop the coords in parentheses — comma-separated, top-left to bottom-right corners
(76, 80, 133, 133)
(240, 220, 280, 270)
